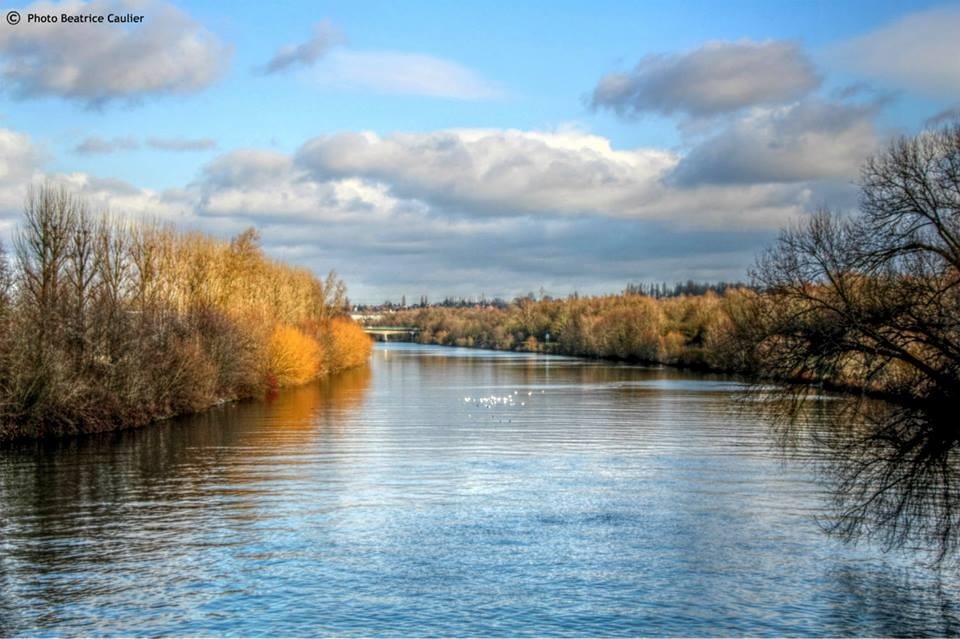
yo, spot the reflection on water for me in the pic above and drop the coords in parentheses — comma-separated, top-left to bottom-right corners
(0, 343, 957, 636)
(768, 395, 960, 566)
(0, 366, 373, 636)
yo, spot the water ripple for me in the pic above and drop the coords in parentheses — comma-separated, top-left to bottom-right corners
(0, 344, 957, 636)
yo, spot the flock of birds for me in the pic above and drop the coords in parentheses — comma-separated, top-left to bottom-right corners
(462, 390, 546, 422)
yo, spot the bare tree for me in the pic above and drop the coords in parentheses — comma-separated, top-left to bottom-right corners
(65, 205, 96, 368)
(14, 185, 79, 359)
(750, 122, 960, 562)
(752, 122, 960, 405)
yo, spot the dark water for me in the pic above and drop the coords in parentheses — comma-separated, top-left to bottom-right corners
(1, 343, 957, 636)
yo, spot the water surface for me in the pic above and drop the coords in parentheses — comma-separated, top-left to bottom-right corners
(1, 343, 957, 636)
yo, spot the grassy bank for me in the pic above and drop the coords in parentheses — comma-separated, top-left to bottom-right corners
(0, 186, 372, 441)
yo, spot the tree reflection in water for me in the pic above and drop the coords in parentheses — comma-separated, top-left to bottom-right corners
(0, 365, 373, 632)
(766, 392, 959, 566)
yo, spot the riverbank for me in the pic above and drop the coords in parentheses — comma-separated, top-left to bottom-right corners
(372, 291, 755, 373)
(370, 292, 938, 408)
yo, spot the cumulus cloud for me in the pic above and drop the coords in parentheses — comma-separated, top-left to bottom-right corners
(592, 40, 820, 119)
(261, 21, 342, 74)
(200, 149, 300, 191)
(194, 147, 431, 227)
(0, 127, 191, 242)
(293, 127, 829, 229)
(295, 128, 675, 217)
(671, 100, 880, 186)
(0, 129, 47, 225)
(0, 0, 231, 105)
(314, 50, 500, 100)
(157, 129, 815, 299)
(57, 172, 190, 220)
(0, 130, 46, 179)
(183, 146, 774, 301)
(830, 6, 960, 98)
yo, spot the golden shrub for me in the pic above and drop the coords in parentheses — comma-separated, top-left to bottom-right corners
(326, 318, 373, 373)
(267, 324, 324, 387)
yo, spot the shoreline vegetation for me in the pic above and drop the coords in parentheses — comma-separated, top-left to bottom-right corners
(0, 186, 372, 442)
(375, 124, 960, 415)
(371, 289, 754, 371)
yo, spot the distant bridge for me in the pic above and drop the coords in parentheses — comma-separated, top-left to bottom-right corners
(363, 326, 421, 342)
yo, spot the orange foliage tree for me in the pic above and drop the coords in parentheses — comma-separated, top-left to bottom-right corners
(0, 185, 372, 440)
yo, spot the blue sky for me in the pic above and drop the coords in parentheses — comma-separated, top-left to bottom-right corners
(1, 0, 958, 302)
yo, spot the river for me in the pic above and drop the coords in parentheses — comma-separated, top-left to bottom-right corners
(1, 343, 957, 636)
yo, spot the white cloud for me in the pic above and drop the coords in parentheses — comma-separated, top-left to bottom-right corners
(830, 6, 960, 98)
(592, 40, 820, 118)
(296, 128, 675, 217)
(0, 0, 231, 105)
(0, 129, 46, 225)
(200, 149, 299, 190)
(58, 172, 189, 220)
(671, 100, 880, 185)
(314, 50, 500, 100)
(293, 127, 829, 229)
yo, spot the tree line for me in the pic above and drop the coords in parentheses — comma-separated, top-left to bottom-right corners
(0, 185, 371, 440)
(360, 280, 750, 313)
(373, 290, 749, 370)
(623, 280, 751, 299)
